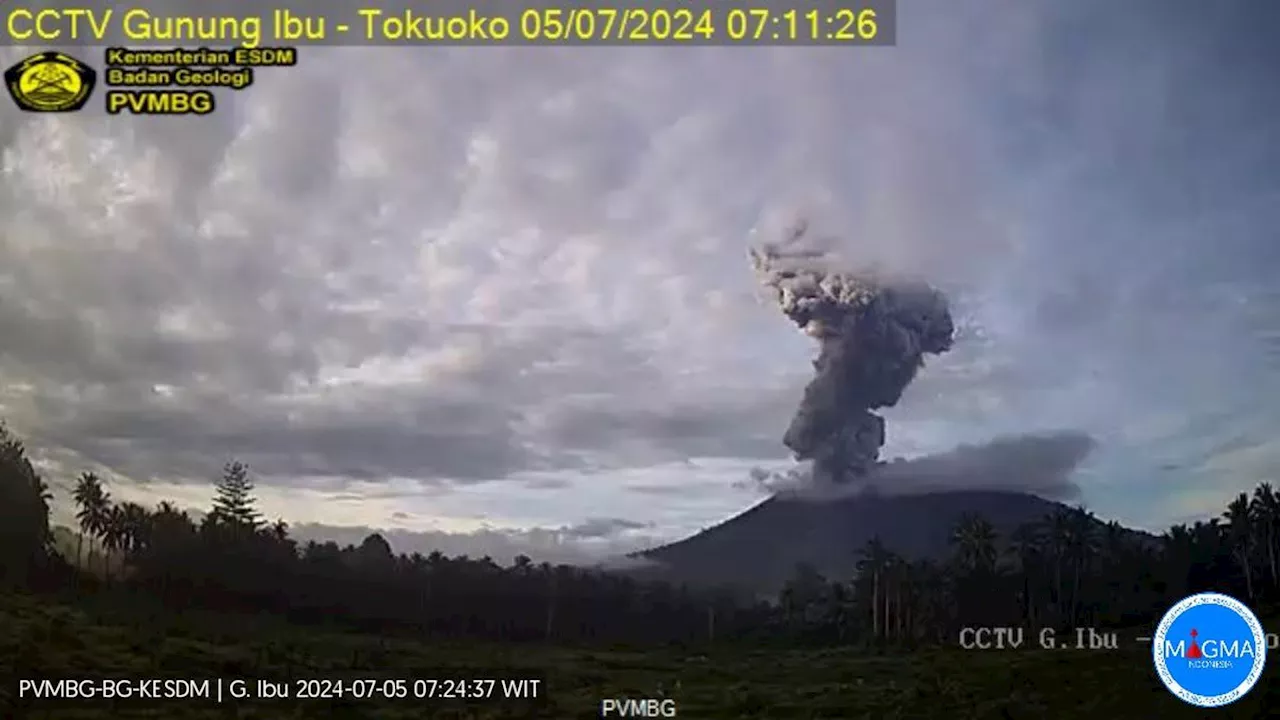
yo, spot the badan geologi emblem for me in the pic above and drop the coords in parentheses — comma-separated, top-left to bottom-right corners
(5, 51, 97, 112)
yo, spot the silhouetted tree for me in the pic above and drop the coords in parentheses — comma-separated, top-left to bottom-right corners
(1225, 493, 1256, 600)
(1254, 483, 1280, 589)
(73, 472, 105, 572)
(855, 538, 893, 639)
(0, 423, 52, 586)
(210, 461, 262, 531)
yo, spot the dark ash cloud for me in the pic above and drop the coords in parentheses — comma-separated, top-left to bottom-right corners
(750, 221, 955, 484)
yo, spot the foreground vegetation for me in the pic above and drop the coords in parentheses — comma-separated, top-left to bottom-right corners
(5, 419, 1280, 716)
(3, 591, 1278, 719)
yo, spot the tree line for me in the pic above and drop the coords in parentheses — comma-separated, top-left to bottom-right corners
(2, 420, 1276, 647)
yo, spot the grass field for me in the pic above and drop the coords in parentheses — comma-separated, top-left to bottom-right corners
(1, 592, 1275, 719)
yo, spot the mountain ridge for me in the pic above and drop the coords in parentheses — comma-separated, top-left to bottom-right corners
(632, 488, 1151, 595)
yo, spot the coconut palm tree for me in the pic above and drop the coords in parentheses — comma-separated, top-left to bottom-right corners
(950, 513, 998, 574)
(780, 562, 827, 630)
(1008, 522, 1044, 626)
(269, 519, 289, 543)
(1041, 508, 1074, 622)
(905, 559, 949, 642)
(1163, 523, 1195, 596)
(1064, 506, 1099, 624)
(99, 505, 128, 584)
(72, 472, 105, 570)
(150, 501, 194, 546)
(78, 476, 112, 575)
(116, 502, 152, 558)
(1252, 483, 1280, 589)
(855, 537, 894, 639)
(1224, 493, 1256, 600)
(949, 514, 1001, 626)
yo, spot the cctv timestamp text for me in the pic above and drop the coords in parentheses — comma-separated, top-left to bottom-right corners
(243, 677, 542, 702)
(506, 1, 896, 47)
(725, 7, 880, 44)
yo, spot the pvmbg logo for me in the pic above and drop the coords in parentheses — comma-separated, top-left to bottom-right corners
(1153, 592, 1266, 707)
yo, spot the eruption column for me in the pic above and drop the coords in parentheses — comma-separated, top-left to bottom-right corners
(751, 222, 955, 483)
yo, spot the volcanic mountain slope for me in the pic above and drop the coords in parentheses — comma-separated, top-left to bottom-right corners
(634, 489, 1144, 596)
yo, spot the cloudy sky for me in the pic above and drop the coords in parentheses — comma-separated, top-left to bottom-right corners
(2, 0, 1278, 563)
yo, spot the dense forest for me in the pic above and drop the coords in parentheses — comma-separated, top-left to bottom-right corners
(1, 420, 1273, 647)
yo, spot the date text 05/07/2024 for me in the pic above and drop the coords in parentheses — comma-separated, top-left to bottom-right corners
(17, 677, 544, 703)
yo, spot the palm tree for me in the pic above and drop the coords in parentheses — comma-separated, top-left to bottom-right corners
(950, 513, 998, 574)
(1163, 523, 1194, 596)
(1008, 523, 1044, 626)
(914, 559, 951, 642)
(1189, 519, 1227, 592)
(780, 563, 827, 630)
(1224, 493, 1256, 600)
(948, 514, 1001, 627)
(1043, 508, 1073, 622)
(116, 502, 152, 558)
(855, 537, 894, 639)
(150, 502, 194, 545)
(99, 506, 127, 583)
(897, 560, 935, 641)
(1100, 521, 1127, 563)
(886, 558, 910, 639)
(31, 474, 53, 552)
(72, 472, 105, 570)
(1064, 506, 1099, 624)
(1252, 483, 1280, 589)
(540, 561, 557, 640)
(75, 476, 113, 575)
(269, 519, 289, 543)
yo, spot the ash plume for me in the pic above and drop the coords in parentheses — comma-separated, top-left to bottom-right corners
(738, 431, 1094, 502)
(751, 220, 955, 484)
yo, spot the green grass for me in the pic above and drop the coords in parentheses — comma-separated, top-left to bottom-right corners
(1, 592, 1275, 718)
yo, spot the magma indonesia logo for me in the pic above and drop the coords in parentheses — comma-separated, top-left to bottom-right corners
(1153, 592, 1267, 707)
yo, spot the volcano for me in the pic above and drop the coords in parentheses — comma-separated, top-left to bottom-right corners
(632, 489, 1140, 596)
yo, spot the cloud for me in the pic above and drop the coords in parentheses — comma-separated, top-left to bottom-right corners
(4, 0, 1280, 543)
(562, 517, 652, 540)
(285, 522, 658, 567)
(736, 432, 1093, 502)
(868, 432, 1092, 500)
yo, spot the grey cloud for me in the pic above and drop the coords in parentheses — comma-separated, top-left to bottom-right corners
(624, 481, 732, 497)
(539, 384, 800, 466)
(739, 432, 1093, 503)
(11, 319, 732, 484)
(562, 517, 652, 540)
(521, 477, 573, 491)
(624, 484, 688, 496)
(868, 432, 1093, 500)
(286, 522, 658, 567)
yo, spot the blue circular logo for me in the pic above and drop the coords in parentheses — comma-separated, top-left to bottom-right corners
(1152, 592, 1266, 707)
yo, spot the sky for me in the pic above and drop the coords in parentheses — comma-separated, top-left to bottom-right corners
(2, 0, 1279, 564)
